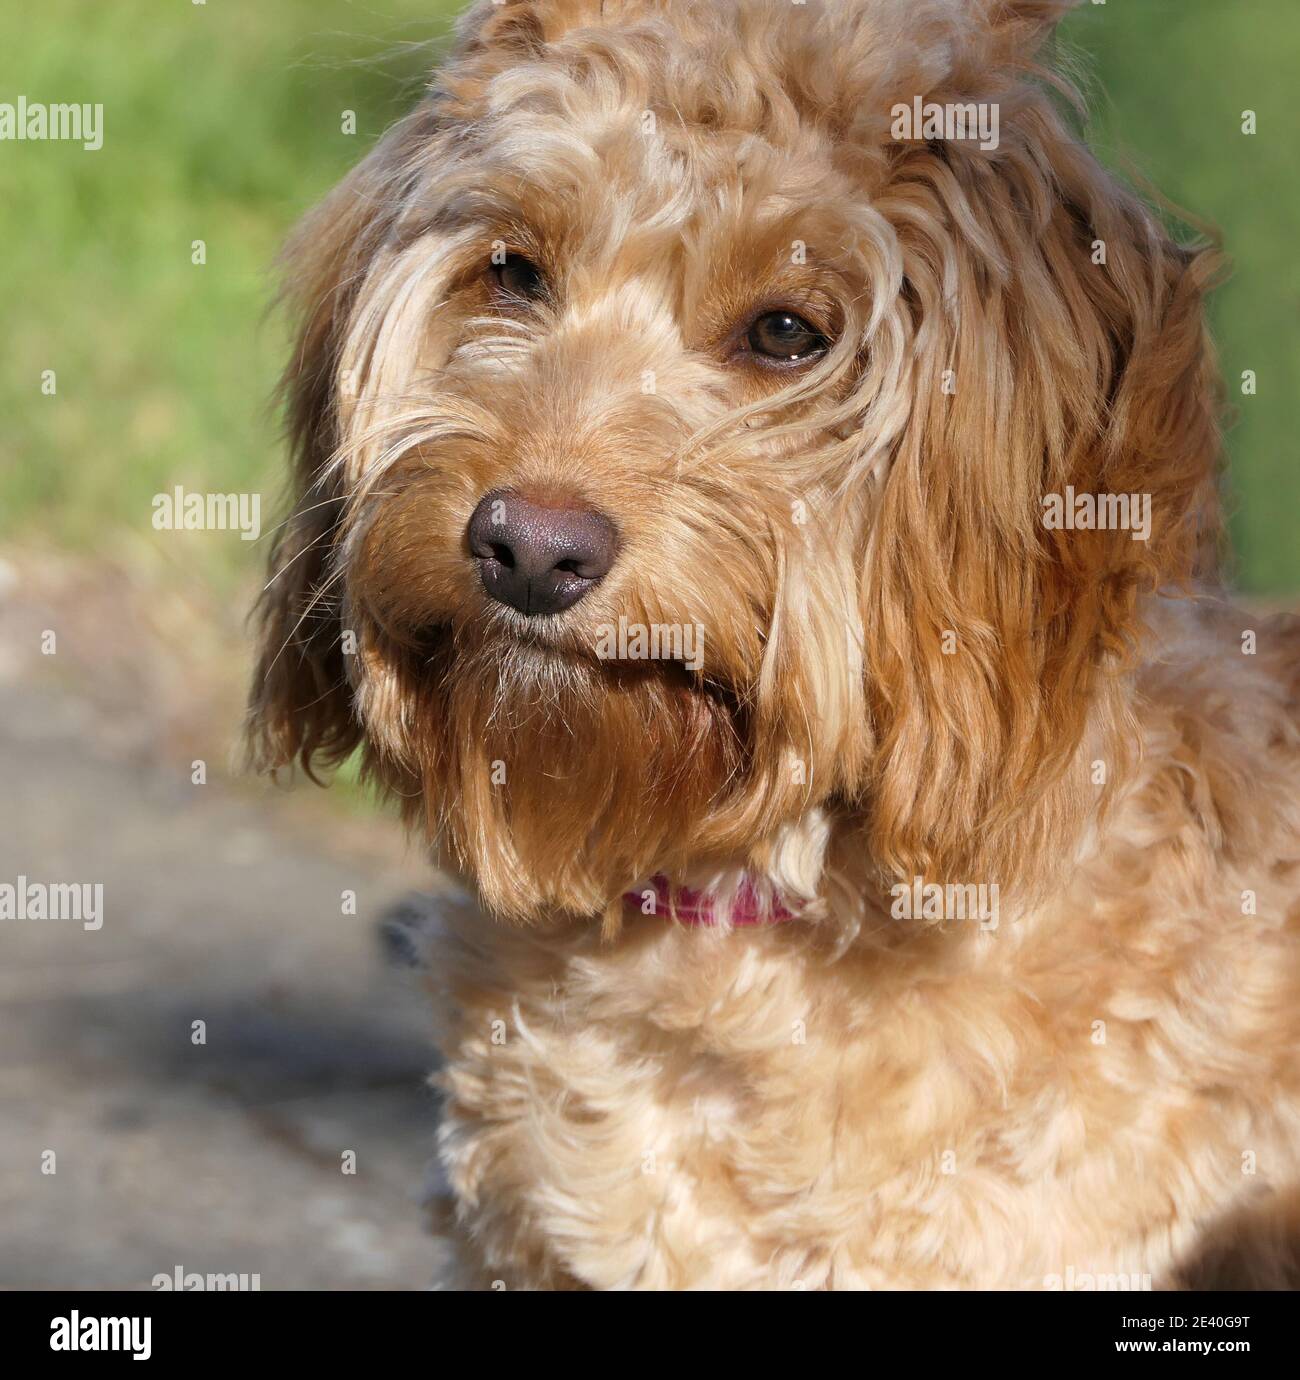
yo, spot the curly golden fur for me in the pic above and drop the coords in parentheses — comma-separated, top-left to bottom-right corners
(249, 0, 1300, 1288)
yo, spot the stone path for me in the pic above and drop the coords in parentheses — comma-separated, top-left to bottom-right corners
(0, 671, 455, 1289)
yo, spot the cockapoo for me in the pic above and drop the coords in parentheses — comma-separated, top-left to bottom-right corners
(250, 0, 1300, 1289)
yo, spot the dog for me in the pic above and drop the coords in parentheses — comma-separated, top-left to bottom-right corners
(249, 0, 1300, 1289)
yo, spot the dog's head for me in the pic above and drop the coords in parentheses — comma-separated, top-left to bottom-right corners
(249, 0, 1220, 927)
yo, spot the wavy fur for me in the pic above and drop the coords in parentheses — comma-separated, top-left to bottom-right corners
(249, 0, 1300, 1288)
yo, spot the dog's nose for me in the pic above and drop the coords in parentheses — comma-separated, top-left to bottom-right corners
(467, 490, 618, 616)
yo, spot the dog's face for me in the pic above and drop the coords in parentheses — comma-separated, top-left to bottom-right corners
(251, 0, 1219, 925)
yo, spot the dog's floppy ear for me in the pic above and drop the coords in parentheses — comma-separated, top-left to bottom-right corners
(247, 109, 439, 777)
(859, 98, 1222, 896)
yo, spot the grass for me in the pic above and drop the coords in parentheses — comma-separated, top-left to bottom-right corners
(1067, 0, 1300, 593)
(1, 0, 1295, 594)
(0, 0, 456, 593)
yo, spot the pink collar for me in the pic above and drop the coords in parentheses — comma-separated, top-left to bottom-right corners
(623, 874, 797, 927)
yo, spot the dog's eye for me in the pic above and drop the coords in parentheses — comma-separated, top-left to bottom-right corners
(745, 311, 829, 363)
(490, 253, 546, 303)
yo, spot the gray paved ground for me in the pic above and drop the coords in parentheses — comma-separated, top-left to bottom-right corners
(0, 668, 456, 1289)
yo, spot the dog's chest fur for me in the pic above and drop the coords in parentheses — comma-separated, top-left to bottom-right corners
(434, 929, 1296, 1289)
(431, 606, 1300, 1289)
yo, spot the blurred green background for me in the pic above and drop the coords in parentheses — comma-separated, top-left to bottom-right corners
(1, 0, 1296, 593)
